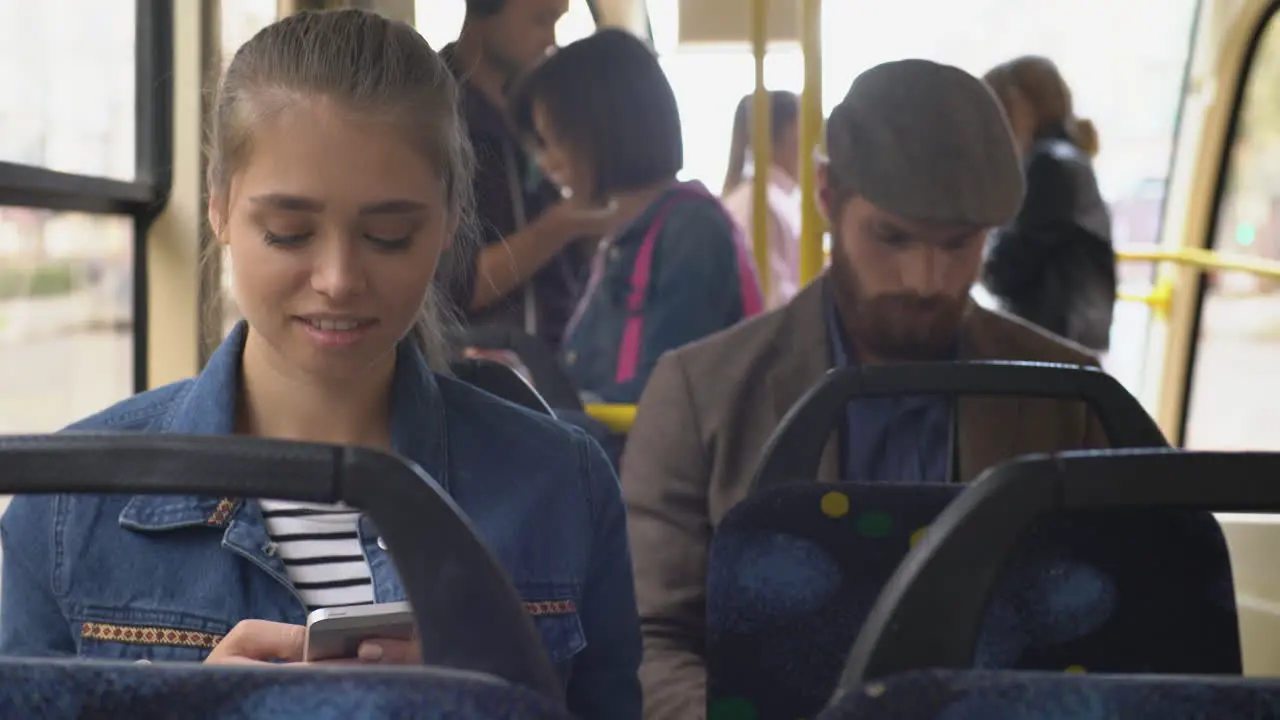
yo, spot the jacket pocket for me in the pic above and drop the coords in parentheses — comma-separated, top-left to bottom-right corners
(73, 606, 232, 663)
(521, 594, 586, 677)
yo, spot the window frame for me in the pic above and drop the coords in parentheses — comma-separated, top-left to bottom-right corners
(0, 0, 174, 394)
(1178, 0, 1279, 444)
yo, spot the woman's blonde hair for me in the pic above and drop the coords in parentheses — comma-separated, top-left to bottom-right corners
(984, 55, 1099, 158)
(204, 8, 474, 371)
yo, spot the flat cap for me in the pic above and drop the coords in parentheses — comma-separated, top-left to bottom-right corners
(825, 59, 1024, 227)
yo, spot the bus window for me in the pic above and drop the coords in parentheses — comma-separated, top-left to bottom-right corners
(0, 210, 134, 433)
(1184, 12, 1280, 451)
(0, 1, 142, 432)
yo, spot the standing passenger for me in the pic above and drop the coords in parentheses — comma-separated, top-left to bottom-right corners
(721, 90, 805, 308)
(440, 0, 620, 347)
(982, 55, 1117, 351)
(0, 11, 640, 719)
(510, 29, 764, 404)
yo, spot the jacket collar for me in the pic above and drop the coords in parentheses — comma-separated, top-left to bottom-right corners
(121, 321, 450, 530)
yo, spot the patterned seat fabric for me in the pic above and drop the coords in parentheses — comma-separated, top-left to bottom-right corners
(707, 483, 961, 720)
(821, 669, 1280, 719)
(976, 508, 1239, 674)
(706, 484, 1240, 720)
(0, 659, 572, 720)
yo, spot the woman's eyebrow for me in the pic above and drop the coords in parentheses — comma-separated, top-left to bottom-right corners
(358, 199, 428, 216)
(248, 193, 324, 212)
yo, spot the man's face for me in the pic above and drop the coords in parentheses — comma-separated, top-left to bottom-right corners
(480, 0, 569, 78)
(819, 166, 988, 361)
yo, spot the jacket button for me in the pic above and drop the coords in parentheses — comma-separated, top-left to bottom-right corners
(263, 542, 278, 557)
(565, 350, 578, 365)
(377, 536, 388, 551)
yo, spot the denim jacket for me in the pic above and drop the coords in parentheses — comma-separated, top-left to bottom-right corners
(0, 322, 642, 720)
(561, 182, 763, 404)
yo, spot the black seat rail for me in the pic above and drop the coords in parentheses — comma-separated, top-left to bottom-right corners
(752, 361, 1168, 493)
(839, 448, 1280, 690)
(0, 433, 564, 707)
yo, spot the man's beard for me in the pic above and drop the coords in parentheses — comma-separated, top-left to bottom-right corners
(830, 246, 968, 362)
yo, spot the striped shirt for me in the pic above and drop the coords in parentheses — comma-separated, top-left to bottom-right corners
(259, 499, 375, 612)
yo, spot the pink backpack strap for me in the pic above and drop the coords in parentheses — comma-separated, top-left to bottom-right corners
(614, 183, 765, 385)
(615, 200, 678, 385)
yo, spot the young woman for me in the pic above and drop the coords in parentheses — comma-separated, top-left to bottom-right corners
(981, 55, 1117, 352)
(0, 11, 640, 719)
(721, 90, 804, 309)
(510, 29, 764, 405)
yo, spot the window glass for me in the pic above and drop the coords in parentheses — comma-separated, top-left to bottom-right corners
(0, 209, 134, 432)
(0, 1, 136, 180)
(1184, 15, 1280, 451)
(221, 0, 278, 69)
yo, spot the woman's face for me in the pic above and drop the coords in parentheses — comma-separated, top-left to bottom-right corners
(531, 100, 591, 201)
(210, 98, 450, 381)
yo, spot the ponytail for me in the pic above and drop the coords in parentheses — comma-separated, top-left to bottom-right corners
(722, 95, 751, 196)
(1069, 117, 1100, 158)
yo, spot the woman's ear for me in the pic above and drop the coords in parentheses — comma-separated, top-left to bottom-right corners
(207, 193, 229, 246)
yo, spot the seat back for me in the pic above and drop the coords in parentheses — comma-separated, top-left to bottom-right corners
(451, 325, 582, 410)
(708, 478, 1241, 719)
(821, 669, 1280, 719)
(0, 435, 565, 706)
(753, 361, 1168, 493)
(841, 450, 1266, 688)
(450, 358, 555, 417)
(0, 659, 572, 720)
(707, 483, 960, 719)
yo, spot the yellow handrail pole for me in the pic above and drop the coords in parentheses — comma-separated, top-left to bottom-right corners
(583, 404, 637, 435)
(750, 0, 771, 301)
(1116, 246, 1280, 278)
(797, 0, 825, 285)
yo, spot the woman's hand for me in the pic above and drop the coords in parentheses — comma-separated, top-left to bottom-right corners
(205, 619, 305, 665)
(205, 618, 422, 666)
(346, 637, 422, 665)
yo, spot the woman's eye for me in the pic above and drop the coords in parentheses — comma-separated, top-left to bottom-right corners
(263, 230, 312, 246)
(365, 234, 413, 251)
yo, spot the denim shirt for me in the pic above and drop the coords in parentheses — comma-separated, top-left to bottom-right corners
(824, 288, 956, 484)
(561, 183, 762, 404)
(0, 322, 641, 720)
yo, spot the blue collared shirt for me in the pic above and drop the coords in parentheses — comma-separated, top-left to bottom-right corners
(823, 290, 956, 484)
(0, 322, 641, 720)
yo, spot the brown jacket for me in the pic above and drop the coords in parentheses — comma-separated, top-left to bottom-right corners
(621, 277, 1108, 720)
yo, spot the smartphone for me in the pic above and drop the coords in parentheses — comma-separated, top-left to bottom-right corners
(303, 602, 416, 662)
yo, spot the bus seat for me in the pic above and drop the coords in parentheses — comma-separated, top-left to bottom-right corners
(707, 480, 1240, 720)
(706, 482, 960, 720)
(821, 670, 1280, 719)
(0, 435, 568, 711)
(841, 450, 1263, 689)
(450, 357, 556, 417)
(450, 326, 583, 411)
(0, 659, 571, 719)
(751, 361, 1168, 496)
